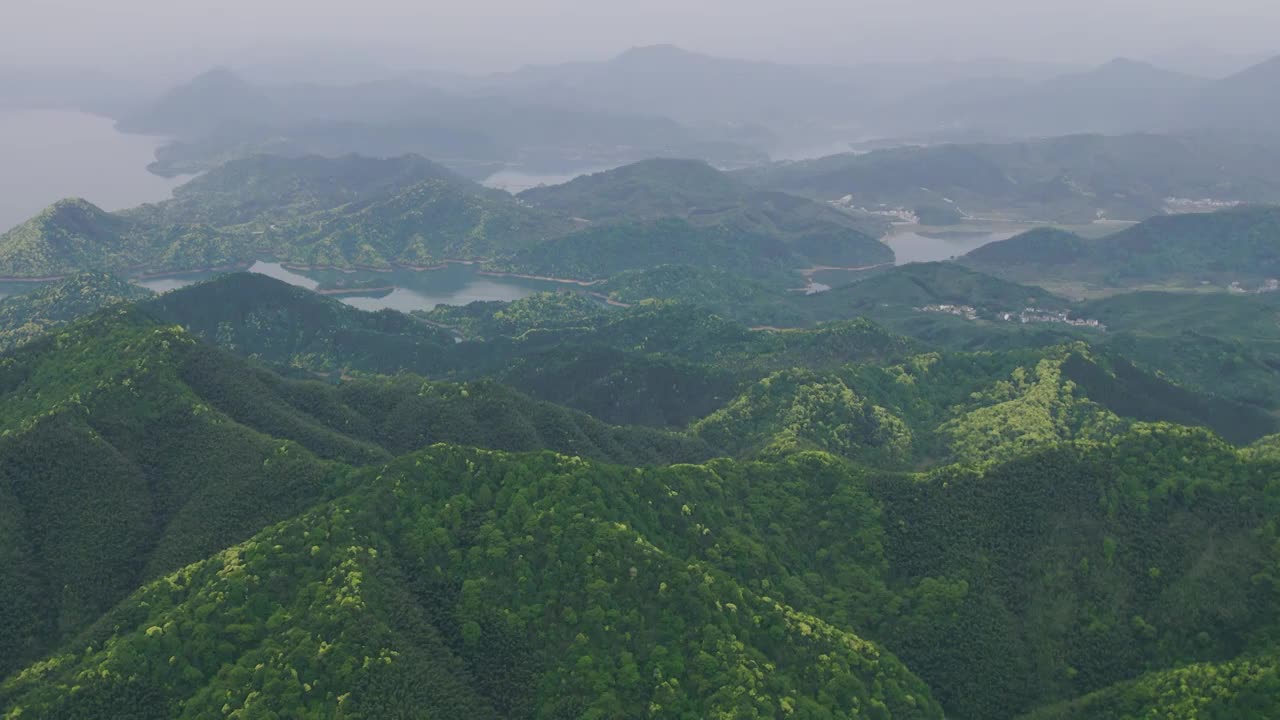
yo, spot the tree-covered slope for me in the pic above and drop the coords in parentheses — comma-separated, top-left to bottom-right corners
(0, 155, 576, 278)
(1018, 653, 1280, 720)
(0, 271, 153, 352)
(141, 272, 459, 374)
(0, 199, 139, 277)
(518, 157, 750, 222)
(485, 218, 805, 284)
(0, 309, 713, 677)
(736, 133, 1280, 223)
(0, 270, 1278, 719)
(865, 424, 1280, 719)
(517, 158, 893, 267)
(290, 178, 575, 268)
(0, 446, 943, 720)
(963, 205, 1280, 286)
(807, 262, 1069, 317)
(600, 264, 810, 326)
(124, 153, 473, 228)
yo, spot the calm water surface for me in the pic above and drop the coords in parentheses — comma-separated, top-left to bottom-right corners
(136, 262, 562, 312)
(885, 228, 1018, 264)
(482, 167, 609, 194)
(0, 110, 183, 233)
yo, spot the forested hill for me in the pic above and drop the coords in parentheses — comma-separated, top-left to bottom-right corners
(0, 154, 576, 278)
(123, 153, 476, 227)
(518, 158, 749, 222)
(734, 133, 1280, 223)
(0, 271, 152, 351)
(2, 308, 1279, 717)
(0, 267, 1279, 717)
(962, 204, 1280, 286)
(0, 152, 899, 284)
(515, 157, 893, 267)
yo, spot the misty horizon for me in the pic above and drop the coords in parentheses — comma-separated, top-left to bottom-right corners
(4, 0, 1279, 78)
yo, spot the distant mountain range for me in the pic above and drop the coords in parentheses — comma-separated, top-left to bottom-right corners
(886, 53, 1280, 138)
(9, 43, 1280, 171)
(10, 44, 1265, 184)
(961, 204, 1280, 288)
(113, 63, 770, 177)
(737, 132, 1280, 222)
(0, 154, 895, 282)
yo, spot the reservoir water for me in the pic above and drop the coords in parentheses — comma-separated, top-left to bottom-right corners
(482, 167, 609, 194)
(135, 261, 567, 313)
(884, 228, 1018, 264)
(0, 109, 183, 233)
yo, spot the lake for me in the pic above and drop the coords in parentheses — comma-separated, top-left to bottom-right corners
(0, 109, 184, 233)
(136, 261, 569, 312)
(884, 228, 1018, 264)
(482, 167, 609, 194)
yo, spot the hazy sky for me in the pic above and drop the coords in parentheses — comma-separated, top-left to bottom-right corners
(5, 0, 1278, 72)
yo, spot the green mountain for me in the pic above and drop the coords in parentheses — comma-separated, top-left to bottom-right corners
(0, 271, 153, 352)
(116, 66, 277, 136)
(124, 153, 472, 228)
(0, 267, 1278, 718)
(963, 205, 1280, 286)
(865, 424, 1280, 719)
(0, 199, 138, 278)
(600, 264, 809, 326)
(0, 156, 575, 278)
(736, 133, 1280, 223)
(0, 308, 714, 677)
(485, 218, 805, 284)
(518, 158, 893, 267)
(807, 262, 1068, 316)
(518, 158, 751, 222)
(140, 272, 458, 374)
(0, 445, 941, 719)
(2, 306, 1277, 719)
(1019, 653, 1280, 720)
(294, 178, 573, 268)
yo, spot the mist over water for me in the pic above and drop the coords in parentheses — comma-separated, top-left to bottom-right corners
(0, 109, 183, 232)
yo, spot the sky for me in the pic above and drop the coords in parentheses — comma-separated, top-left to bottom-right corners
(4, 0, 1279, 73)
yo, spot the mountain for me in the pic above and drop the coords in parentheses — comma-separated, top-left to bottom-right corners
(519, 158, 748, 221)
(140, 272, 458, 374)
(0, 264, 1278, 718)
(0, 198, 139, 277)
(737, 132, 1280, 223)
(117, 66, 769, 177)
(1180, 55, 1280, 131)
(0, 272, 152, 351)
(486, 219, 806, 284)
(484, 44, 860, 137)
(294, 178, 573, 268)
(806, 262, 1068, 316)
(962, 205, 1280, 286)
(116, 67, 278, 136)
(0, 442, 942, 719)
(875, 58, 1206, 138)
(1020, 652, 1280, 719)
(520, 157, 890, 236)
(125, 153, 473, 227)
(0, 155, 575, 277)
(0, 306, 716, 676)
(599, 264, 810, 326)
(2, 303, 1276, 718)
(514, 158, 893, 273)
